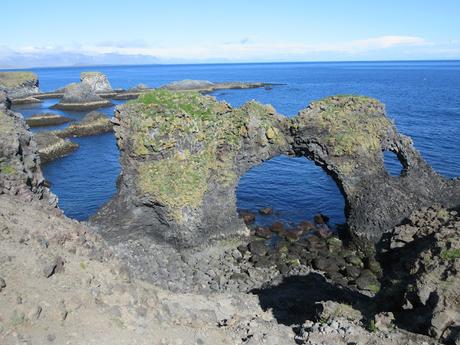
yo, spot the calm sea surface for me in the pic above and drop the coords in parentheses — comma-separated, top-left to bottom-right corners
(10, 61, 460, 226)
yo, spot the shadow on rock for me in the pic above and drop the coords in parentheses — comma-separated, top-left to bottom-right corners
(250, 272, 373, 326)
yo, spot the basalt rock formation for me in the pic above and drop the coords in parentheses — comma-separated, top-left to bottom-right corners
(161, 79, 274, 93)
(0, 91, 55, 204)
(34, 132, 79, 163)
(93, 90, 291, 247)
(93, 90, 460, 250)
(26, 113, 72, 127)
(0, 71, 40, 99)
(52, 82, 112, 111)
(55, 111, 112, 138)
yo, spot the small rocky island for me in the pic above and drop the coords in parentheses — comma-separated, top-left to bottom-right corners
(0, 72, 459, 345)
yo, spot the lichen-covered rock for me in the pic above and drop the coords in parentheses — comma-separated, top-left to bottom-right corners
(0, 93, 55, 204)
(55, 111, 112, 137)
(161, 79, 272, 93)
(0, 71, 40, 99)
(92, 90, 290, 248)
(378, 205, 460, 343)
(52, 83, 112, 110)
(80, 72, 112, 92)
(291, 95, 460, 245)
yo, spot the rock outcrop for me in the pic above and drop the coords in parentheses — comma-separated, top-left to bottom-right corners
(34, 132, 79, 163)
(93, 90, 460, 251)
(55, 111, 112, 138)
(52, 82, 112, 110)
(291, 96, 460, 245)
(80, 71, 113, 92)
(0, 91, 55, 204)
(0, 71, 40, 99)
(161, 79, 273, 93)
(93, 90, 290, 248)
(26, 113, 72, 127)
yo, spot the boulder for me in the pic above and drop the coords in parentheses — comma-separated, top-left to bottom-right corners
(80, 72, 112, 92)
(52, 83, 112, 110)
(0, 71, 39, 99)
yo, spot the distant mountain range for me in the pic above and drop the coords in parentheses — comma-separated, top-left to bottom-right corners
(0, 52, 160, 69)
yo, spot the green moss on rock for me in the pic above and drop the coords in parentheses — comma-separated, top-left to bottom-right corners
(301, 95, 391, 156)
(0, 72, 37, 88)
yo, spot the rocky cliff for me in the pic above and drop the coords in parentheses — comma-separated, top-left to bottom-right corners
(0, 91, 55, 204)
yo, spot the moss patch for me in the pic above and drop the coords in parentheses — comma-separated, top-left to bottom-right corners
(126, 90, 282, 220)
(301, 95, 391, 156)
(0, 165, 16, 175)
(0, 71, 37, 88)
(441, 248, 460, 260)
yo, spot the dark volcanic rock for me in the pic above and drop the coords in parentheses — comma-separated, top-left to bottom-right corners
(160, 79, 274, 93)
(55, 111, 112, 138)
(0, 92, 55, 204)
(26, 113, 72, 128)
(379, 205, 460, 342)
(52, 83, 112, 111)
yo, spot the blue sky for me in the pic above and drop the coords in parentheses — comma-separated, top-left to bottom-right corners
(1, 0, 459, 67)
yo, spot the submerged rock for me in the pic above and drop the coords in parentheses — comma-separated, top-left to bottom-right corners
(0, 71, 40, 99)
(34, 132, 79, 163)
(26, 113, 72, 127)
(56, 111, 112, 138)
(52, 83, 112, 111)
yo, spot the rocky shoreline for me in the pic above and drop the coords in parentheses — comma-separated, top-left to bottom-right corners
(0, 72, 459, 344)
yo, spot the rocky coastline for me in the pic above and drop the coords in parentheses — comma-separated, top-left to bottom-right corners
(0, 72, 459, 344)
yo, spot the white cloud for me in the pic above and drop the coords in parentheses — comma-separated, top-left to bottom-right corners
(1, 35, 454, 68)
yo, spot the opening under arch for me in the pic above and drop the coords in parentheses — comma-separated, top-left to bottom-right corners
(236, 155, 346, 230)
(383, 150, 406, 177)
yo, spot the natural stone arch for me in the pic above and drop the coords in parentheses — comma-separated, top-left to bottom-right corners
(92, 90, 460, 249)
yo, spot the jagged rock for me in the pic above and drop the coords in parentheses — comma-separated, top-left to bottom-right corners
(379, 205, 460, 342)
(26, 113, 72, 128)
(55, 111, 112, 138)
(0, 71, 40, 99)
(34, 132, 79, 163)
(52, 83, 112, 111)
(0, 94, 56, 204)
(80, 72, 112, 92)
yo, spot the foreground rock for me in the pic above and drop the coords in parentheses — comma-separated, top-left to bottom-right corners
(378, 205, 460, 343)
(25, 113, 72, 127)
(0, 71, 40, 99)
(55, 111, 112, 138)
(52, 83, 112, 111)
(80, 71, 113, 92)
(0, 92, 55, 204)
(161, 79, 274, 93)
(34, 132, 79, 163)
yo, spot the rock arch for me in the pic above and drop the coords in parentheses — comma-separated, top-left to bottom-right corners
(92, 90, 460, 248)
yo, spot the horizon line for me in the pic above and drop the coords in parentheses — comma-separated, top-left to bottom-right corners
(1, 58, 460, 71)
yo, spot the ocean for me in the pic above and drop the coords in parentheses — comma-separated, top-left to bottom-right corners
(10, 61, 460, 227)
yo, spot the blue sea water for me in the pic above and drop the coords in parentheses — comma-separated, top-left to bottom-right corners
(9, 61, 460, 225)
